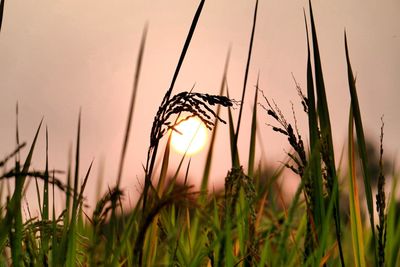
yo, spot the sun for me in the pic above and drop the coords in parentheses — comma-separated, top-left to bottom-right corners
(170, 117, 208, 156)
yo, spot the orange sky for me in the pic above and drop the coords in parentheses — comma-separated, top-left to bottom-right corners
(0, 0, 399, 208)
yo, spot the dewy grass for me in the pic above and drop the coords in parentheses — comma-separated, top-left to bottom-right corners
(0, 0, 398, 266)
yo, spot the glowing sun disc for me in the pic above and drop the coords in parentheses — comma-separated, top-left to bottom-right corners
(170, 117, 208, 156)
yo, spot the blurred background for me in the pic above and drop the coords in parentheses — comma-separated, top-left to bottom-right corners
(0, 0, 399, 210)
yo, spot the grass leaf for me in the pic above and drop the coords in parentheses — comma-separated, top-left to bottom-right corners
(344, 32, 378, 266)
(233, 0, 258, 164)
(116, 24, 147, 188)
(247, 75, 258, 178)
(348, 108, 366, 267)
(308, 2, 345, 264)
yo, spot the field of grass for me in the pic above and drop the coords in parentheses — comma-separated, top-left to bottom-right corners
(1, 0, 399, 266)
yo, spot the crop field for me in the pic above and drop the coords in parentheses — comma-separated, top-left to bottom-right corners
(0, 0, 399, 266)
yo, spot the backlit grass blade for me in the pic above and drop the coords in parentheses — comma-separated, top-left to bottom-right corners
(226, 86, 240, 166)
(348, 108, 366, 267)
(77, 161, 93, 211)
(116, 24, 147, 188)
(157, 134, 171, 198)
(51, 171, 57, 265)
(201, 49, 230, 197)
(277, 177, 304, 266)
(41, 126, 50, 260)
(34, 176, 42, 217)
(147, 135, 171, 265)
(308, 2, 345, 264)
(0, 119, 42, 261)
(53, 147, 72, 265)
(304, 179, 337, 266)
(247, 76, 258, 178)
(66, 111, 81, 267)
(110, 200, 142, 266)
(143, 0, 205, 214)
(162, 0, 205, 105)
(344, 32, 377, 266)
(65, 145, 72, 224)
(304, 10, 324, 236)
(233, 0, 258, 164)
(195, 50, 230, 256)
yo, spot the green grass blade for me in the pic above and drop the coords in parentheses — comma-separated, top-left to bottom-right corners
(308, 2, 332, 135)
(43, 127, 49, 221)
(233, 0, 258, 163)
(77, 161, 93, 211)
(277, 177, 304, 266)
(116, 25, 147, 188)
(308, 2, 345, 264)
(304, 10, 324, 236)
(247, 75, 258, 178)
(162, 0, 205, 105)
(194, 51, 230, 259)
(41, 126, 50, 261)
(143, 0, 205, 215)
(348, 108, 366, 267)
(344, 32, 377, 266)
(65, 144, 72, 224)
(226, 86, 239, 167)
(0, 119, 42, 262)
(157, 134, 171, 198)
(201, 49, 230, 197)
(66, 111, 81, 267)
(34, 176, 42, 217)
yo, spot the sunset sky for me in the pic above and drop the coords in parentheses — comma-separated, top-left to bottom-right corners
(0, 0, 399, 207)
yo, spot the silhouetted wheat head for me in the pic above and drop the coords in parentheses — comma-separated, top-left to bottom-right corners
(150, 90, 233, 149)
(376, 118, 387, 267)
(142, 90, 233, 209)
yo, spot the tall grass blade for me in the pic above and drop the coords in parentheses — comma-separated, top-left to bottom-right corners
(195, 51, 230, 257)
(226, 86, 239, 166)
(162, 0, 205, 105)
(51, 170, 57, 265)
(277, 178, 304, 266)
(15, 103, 20, 163)
(201, 49, 230, 197)
(233, 0, 258, 164)
(143, 0, 205, 213)
(304, 10, 324, 237)
(308, 2, 345, 264)
(116, 24, 147, 188)
(0, 119, 42, 261)
(376, 118, 387, 267)
(157, 134, 171, 198)
(77, 161, 93, 211)
(344, 32, 378, 266)
(247, 75, 258, 178)
(65, 145, 72, 224)
(66, 111, 81, 267)
(40, 126, 50, 262)
(348, 108, 366, 267)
